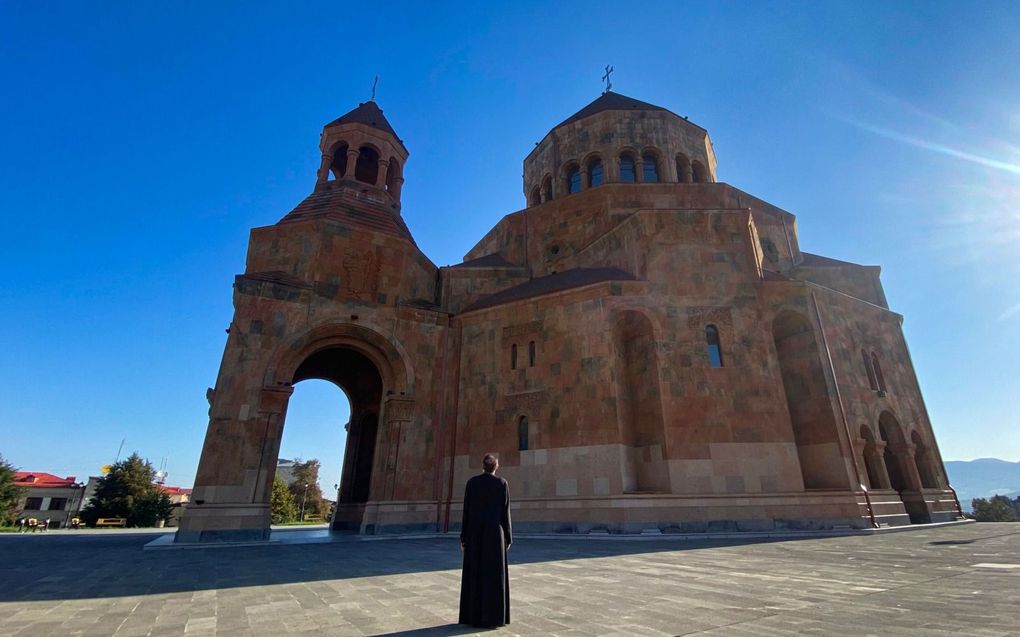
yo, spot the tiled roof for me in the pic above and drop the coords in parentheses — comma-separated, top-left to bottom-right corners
(451, 253, 518, 269)
(324, 101, 399, 139)
(239, 271, 312, 289)
(15, 472, 77, 488)
(279, 188, 416, 245)
(463, 267, 636, 312)
(157, 485, 192, 496)
(798, 252, 865, 268)
(556, 92, 702, 129)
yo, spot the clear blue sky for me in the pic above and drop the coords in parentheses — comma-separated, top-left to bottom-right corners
(2, 2, 1018, 493)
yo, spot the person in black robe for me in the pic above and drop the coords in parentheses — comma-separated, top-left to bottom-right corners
(459, 453, 512, 628)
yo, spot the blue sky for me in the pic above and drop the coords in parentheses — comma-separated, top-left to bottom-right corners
(2, 2, 1018, 492)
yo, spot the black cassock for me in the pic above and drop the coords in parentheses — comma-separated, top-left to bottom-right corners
(459, 472, 512, 627)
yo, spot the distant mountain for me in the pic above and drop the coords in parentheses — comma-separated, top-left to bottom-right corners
(945, 459, 1020, 510)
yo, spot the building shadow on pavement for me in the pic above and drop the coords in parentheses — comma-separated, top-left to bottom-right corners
(0, 531, 788, 603)
(368, 624, 484, 636)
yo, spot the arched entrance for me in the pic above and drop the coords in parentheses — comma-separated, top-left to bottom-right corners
(878, 411, 929, 523)
(290, 346, 384, 530)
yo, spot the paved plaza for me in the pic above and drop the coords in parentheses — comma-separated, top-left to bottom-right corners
(1, 523, 1018, 636)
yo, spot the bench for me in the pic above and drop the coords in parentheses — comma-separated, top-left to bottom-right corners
(95, 518, 127, 528)
(303, 514, 323, 522)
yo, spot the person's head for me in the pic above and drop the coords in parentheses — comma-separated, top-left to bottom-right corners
(482, 453, 498, 474)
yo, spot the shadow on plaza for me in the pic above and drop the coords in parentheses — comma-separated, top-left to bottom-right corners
(0, 529, 776, 603)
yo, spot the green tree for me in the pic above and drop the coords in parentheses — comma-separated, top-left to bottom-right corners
(0, 455, 25, 526)
(971, 497, 1018, 522)
(288, 459, 326, 520)
(131, 490, 174, 527)
(271, 476, 297, 524)
(79, 453, 161, 527)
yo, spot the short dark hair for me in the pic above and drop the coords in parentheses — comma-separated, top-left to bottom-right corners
(482, 454, 498, 473)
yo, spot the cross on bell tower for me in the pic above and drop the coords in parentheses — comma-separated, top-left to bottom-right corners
(602, 65, 614, 94)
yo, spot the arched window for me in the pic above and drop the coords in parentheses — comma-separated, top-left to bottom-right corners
(642, 153, 659, 182)
(530, 185, 541, 206)
(528, 341, 536, 367)
(619, 154, 636, 182)
(385, 157, 400, 193)
(706, 324, 724, 368)
(354, 146, 380, 184)
(567, 165, 582, 193)
(587, 158, 603, 187)
(871, 352, 886, 392)
(862, 349, 878, 390)
(330, 143, 349, 180)
(675, 154, 691, 183)
(541, 175, 553, 201)
(511, 344, 518, 370)
(518, 416, 529, 451)
(692, 160, 708, 183)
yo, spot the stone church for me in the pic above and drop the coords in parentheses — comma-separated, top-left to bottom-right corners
(177, 91, 961, 542)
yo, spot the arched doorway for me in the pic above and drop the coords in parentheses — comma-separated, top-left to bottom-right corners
(276, 379, 351, 524)
(878, 411, 928, 523)
(859, 425, 887, 490)
(771, 310, 849, 489)
(289, 346, 384, 530)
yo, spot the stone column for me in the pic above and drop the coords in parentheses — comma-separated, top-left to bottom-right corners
(892, 443, 923, 491)
(376, 397, 415, 501)
(391, 176, 405, 202)
(346, 147, 361, 178)
(316, 153, 332, 184)
(376, 158, 390, 189)
(635, 157, 644, 183)
(873, 441, 892, 489)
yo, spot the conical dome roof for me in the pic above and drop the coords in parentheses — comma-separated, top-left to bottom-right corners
(325, 101, 400, 139)
(555, 91, 671, 128)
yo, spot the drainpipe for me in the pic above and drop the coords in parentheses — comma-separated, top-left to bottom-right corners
(442, 320, 464, 533)
(810, 290, 879, 528)
(432, 312, 451, 532)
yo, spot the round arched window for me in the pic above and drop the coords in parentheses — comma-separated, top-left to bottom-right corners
(619, 154, 636, 182)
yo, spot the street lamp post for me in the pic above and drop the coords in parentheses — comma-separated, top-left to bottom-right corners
(299, 482, 309, 522)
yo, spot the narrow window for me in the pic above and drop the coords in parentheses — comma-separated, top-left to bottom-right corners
(567, 166, 582, 193)
(588, 159, 603, 186)
(354, 146, 380, 184)
(642, 153, 659, 182)
(619, 154, 636, 182)
(676, 154, 691, 183)
(706, 324, 724, 368)
(385, 157, 400, 192)
(330, 143, 349, 180)
(518, 416, 529, 451)
(528, 341, 536, 367)
(692, 160, 708, 183)
(871, 352, 886, 392)
(862, 349, 878, 390)
(530, 185, 541, 206)
(541, 175, 553, 201)
(511, 344, 518, 370)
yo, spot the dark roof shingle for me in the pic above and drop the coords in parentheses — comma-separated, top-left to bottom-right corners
(463, 267, 636, 312)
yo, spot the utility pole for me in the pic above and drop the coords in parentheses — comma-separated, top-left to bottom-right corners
(299, 482, 309, 522)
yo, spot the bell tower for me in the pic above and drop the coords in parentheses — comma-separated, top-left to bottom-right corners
(314, 101, 408, 206)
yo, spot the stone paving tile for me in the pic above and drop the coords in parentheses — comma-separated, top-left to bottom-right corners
(1, 524, 1019, 636)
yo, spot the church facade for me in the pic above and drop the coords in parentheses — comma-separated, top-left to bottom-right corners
(177, 92, 961, 542)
